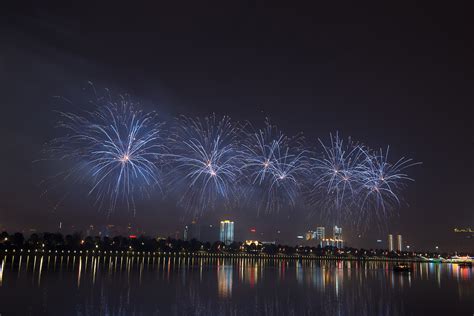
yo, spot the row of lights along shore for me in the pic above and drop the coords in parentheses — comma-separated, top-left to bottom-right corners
(1, 248, 429, 261)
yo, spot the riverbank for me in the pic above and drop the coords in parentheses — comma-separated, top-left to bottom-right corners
(1, 248, 472, 263)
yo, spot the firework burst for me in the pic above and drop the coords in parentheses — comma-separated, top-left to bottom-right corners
(169, 115, 242, 213)
(357, 146, 421, 223)
(308, 133, 365, 218)
(44, 86, 420, 225)
(47, 92, 166, 213)
(241, 120, 308, 213)
(309, 133, 420, 227)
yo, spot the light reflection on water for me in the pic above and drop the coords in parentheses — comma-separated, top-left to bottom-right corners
(0, 255, 472, 315)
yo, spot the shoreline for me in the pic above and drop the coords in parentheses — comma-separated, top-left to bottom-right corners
(1, 249, 471, 263)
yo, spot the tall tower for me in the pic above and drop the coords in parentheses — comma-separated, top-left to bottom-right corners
(219, 220, 234, 245)
(388, 234, 394, 252)
(333, 226, 342, 239)
(397, 234, 403, 252)
(183, 225, 189, 241)
(316, 227, 325, 240)
(184, 220, 200, 241)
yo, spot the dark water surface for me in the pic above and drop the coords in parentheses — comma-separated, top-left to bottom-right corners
(0, 255, 472, 315)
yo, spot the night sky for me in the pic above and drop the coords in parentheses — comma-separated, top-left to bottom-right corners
(1, 3, 472, 251)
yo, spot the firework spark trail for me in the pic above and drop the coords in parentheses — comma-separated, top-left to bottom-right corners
(168, 115, 242, 213)
(308, 133, 421, 227)
(240, 121, 285, 185)
(357, 146, 421, 221)
(266, 143, 309, 211)
(309, 133, 366, 215)
(240, 121, 309, 213)
(48, 93, 166, 213)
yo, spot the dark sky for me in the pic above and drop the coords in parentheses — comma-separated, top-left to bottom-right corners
(1, 2, 473, 251)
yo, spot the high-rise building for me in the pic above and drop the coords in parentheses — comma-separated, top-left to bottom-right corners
(183, 225, 189, 241)
(183, 220, 200, 241)
(86, 225, 95, 236)
(397, 234, 403, 252)
(219, 220, 234, 245)
(304, 227, 325, 243)
(316, 227, 325, 240)
(317, 226, 344, 248)
(320, 238, 344, 248)
(333, 226, 342, 240)
(388, 234, 394, 252)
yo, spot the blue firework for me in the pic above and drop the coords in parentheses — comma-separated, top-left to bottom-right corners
(44, 85, 421, 225)
(309, 133, 365, 215)
(49, 93, 166, 212)
(358, 147, 420, 219)
(309, 133, 421, 226)
(240, 121, 285, 185)
(169, 115, 242, 213)
(241, 120, 308, 213)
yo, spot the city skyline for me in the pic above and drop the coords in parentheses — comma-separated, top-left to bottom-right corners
(3, 219, 459, 254)
(0, 212, 471, 252)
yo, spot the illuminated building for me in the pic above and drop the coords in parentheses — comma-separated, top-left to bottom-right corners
(397, 234, 403, 252)
(244, 240, 262, 246)
(388, 234, 394, 251)
(454, 227, 474, 239)
(454, 227, 473, 233)
(320, 238, 344, 248)
(316, 227, 325, 240)
(183, 220, 200, 241)
(317, 226, 344, 248)
(305, 227, 326, 243)
(86, 225, 95, 236)
(337, 239, 344, 248)
(219, 220, 234, 245)
(183, 226, 189, 241)
(333, 226, 342, 240)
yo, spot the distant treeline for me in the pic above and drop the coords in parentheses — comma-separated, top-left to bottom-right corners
(0, 231, 458, 258)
